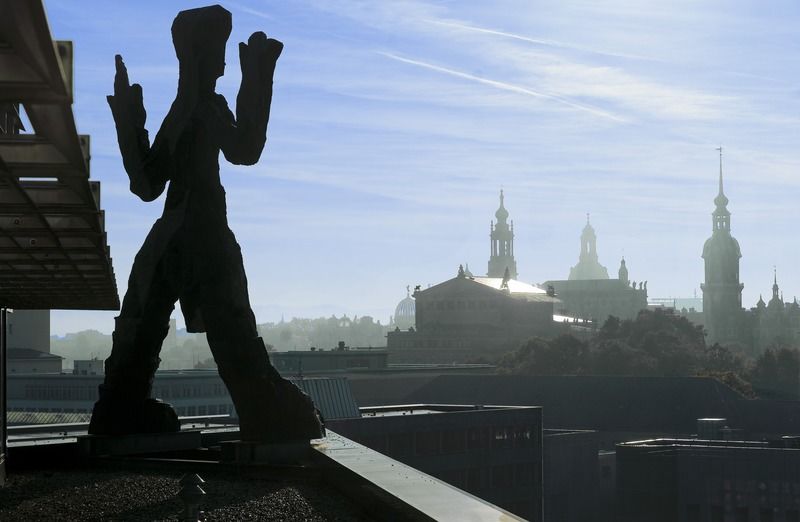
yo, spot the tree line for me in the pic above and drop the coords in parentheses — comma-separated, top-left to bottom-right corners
(497, 309, 799, 399)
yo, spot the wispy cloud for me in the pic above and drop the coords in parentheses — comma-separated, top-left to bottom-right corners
(226, 1, 274, 21)
(378, 51, 627, 123)
(425, 19, 658, 62)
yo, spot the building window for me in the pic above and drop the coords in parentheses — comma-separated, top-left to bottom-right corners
(735, 507, 749, 522)
(467, 427, 488, 450)
(466, 467, 482, 490)
(515, 463, 534, 486)
(387, 433, 412, 457)
(490, 465, 513, 488)
(759, 509, 774, 522)
(513, 426, 532, 448)
(786, 510, 799, 522)
(491, 427, 512, 449)
(686, 504, 700, 522)
(415, 431, 441, 456)
(442, 430, 466, 453)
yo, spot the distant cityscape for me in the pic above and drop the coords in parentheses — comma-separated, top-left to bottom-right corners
(7, 2, 800, 522)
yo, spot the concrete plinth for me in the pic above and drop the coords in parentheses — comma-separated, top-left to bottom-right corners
(78, 431, 202, 457)
(220, 440, 310, 465)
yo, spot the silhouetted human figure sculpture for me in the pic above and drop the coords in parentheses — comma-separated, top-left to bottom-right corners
(89, 5, 324, 442)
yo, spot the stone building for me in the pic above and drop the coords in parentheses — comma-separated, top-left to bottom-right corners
(696, 155, 800, 352)
(545, 221, 647, 322)
(748, 271, 800, 352)
(387, 265, 560, 363)
(617, 434, 800, 522)
(701, 156, 744, 346)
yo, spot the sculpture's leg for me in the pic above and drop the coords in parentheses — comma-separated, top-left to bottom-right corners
(209, 332, 324, 442)
(200, 242, 324, 442)
(89, 255, 180, 435)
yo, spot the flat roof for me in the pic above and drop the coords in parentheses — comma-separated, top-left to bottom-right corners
(359, 404, 539, 418)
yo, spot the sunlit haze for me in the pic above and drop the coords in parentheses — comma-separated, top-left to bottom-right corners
(45, 0, 800, 334)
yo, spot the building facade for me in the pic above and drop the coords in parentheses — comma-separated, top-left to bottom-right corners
(327, 404, 543, 521)
(617, 436, 800, 522)
(7, 371, 359, 421)
(387, 266, 560, 363)
(545, 223, 647, 322)
(747, 272, 800, 352)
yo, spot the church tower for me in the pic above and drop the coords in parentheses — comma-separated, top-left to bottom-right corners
(488, 190, 518, 279)
(701, 148, 743, 345)
(618, 257, 629, 285)
(569, 215, 609, 280)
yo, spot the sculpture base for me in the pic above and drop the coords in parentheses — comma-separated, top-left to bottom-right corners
(220, 440, 311, 465)
(78, 431, 202, 457)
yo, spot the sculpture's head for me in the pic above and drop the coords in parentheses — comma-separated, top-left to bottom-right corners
(172, 5, 232, 93)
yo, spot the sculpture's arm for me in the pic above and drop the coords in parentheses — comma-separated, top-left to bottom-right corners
(220, 32, 283, 166)
(107, 55, 171, 202)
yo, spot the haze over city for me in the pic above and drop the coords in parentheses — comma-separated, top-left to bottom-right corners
(44, 0, 800, 334)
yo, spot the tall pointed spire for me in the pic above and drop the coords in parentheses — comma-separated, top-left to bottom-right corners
(714, 146, 729, 209)
(701, 146, 743, 345)
(773, 266, 779, 297)
(711, 147, 731, 233)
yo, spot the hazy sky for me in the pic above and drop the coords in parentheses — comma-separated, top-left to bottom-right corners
(45, 0, 800, 335)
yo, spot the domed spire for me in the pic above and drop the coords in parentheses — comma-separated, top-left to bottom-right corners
(570, 214, 608, 280)
(488, 190, 517, 279)
(495, 189, 509, 222)
(394, 285, 416, 330)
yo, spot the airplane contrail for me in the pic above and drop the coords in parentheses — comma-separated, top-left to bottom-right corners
(426, 19, 657, 62)
(379, 51, 627, 123)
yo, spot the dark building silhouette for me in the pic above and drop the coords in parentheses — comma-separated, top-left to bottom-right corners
(327, 404, 543, 520)
(701, 152, 744, 346)
(617, 434, 800, 522)
(488, 190, 518, 279)
(749, 271, 800, 352)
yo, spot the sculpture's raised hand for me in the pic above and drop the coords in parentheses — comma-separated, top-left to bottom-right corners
(239, 32, 283, 88)
(108, 54, 146, 130)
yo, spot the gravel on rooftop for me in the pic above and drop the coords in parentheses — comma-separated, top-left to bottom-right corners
(0, 466, 371, 521)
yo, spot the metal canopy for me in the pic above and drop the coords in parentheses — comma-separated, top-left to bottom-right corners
(0, 0, 119, 310)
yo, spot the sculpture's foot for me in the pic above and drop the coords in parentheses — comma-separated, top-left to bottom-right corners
(88, 397, 180, 436)
(237, 374, 325, 443)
